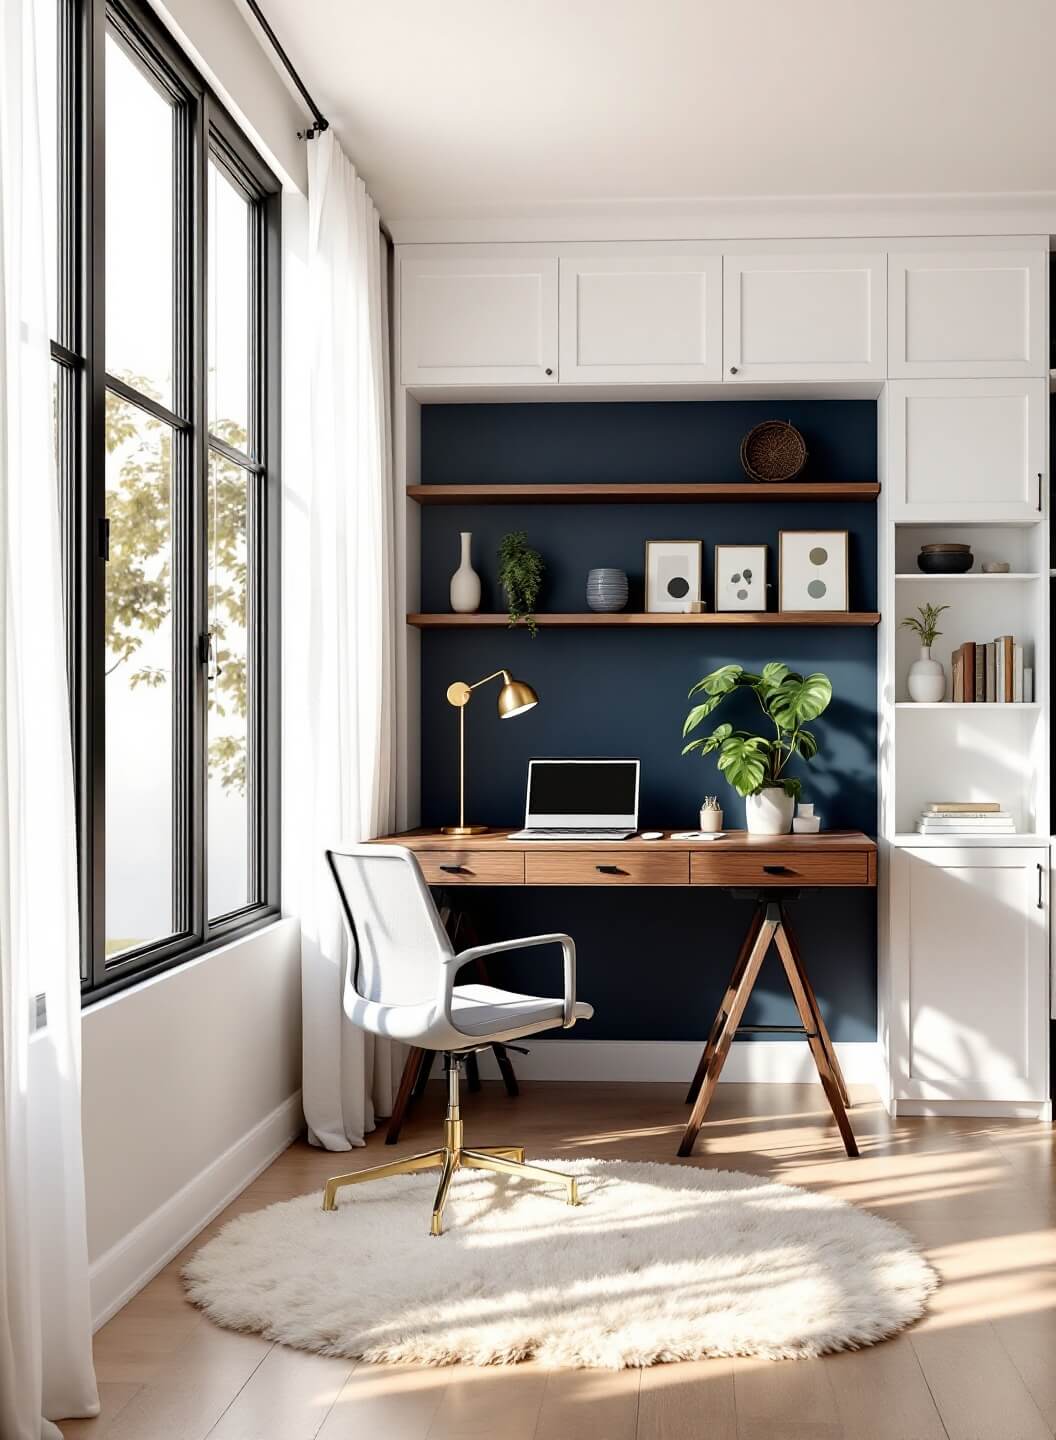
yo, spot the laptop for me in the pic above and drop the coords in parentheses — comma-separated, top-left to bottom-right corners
(509, 759, 640, 840)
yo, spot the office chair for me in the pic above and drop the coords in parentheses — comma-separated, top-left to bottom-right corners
(322, 845, 593, 1235)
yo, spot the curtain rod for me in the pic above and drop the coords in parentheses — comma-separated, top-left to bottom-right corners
(243, 0, 329, 140)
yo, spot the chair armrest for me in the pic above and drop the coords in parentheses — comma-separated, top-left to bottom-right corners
(444, 933, 579, 1029)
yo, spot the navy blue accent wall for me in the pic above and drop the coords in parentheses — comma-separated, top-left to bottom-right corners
(418, 402, 878, 1042)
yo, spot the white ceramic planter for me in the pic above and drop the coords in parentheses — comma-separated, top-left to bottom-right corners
(449, 531, 481, 613)
(745, 786, 795, 835)
(907, 645, 946, 702)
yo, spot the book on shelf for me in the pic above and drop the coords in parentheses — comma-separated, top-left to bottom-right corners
(948, 635, 1030, 704)
(925, 801, 1002, 813)
(916, 801, 1016, 834)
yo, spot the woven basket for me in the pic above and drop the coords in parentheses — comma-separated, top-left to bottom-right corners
(740, 421, 808, 483)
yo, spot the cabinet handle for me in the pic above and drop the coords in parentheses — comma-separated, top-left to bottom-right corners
(729, 365, 739, 375)
(1037, 472, 1043, 512)
(439, 864, 466, 874)
(596, 864, 623, 875)
(544, 367, 553, 377)
(763, 864, 793, 875)
(1038, 863, 1044, 910)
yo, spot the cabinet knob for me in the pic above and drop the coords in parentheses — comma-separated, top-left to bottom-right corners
(544, 367, 553, 377)
(729, 365, 738, 375)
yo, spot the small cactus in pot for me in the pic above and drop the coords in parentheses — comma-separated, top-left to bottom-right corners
(699, 795, 724, 832)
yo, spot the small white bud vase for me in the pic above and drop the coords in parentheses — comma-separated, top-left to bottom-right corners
(449, 531, 481, 614)
(907, 645, 946, 702)
(745, 786, 795, 835)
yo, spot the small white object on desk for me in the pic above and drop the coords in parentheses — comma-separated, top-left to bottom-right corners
(792, 802, 821, 835)
(639, 831, 664, 841)
(671, 831, 727, 841)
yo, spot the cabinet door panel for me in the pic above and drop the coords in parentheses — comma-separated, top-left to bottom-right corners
(559, 252, 721, 382)
(889, 249, 1046, 378)
(897, 847, 1048, 1102)
(400, 255, 558, 385)
(723, 252, 885, 381)
(887, 378, 1047, 520)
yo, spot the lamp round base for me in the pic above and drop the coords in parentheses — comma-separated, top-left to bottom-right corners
(441, 824, 490, 836)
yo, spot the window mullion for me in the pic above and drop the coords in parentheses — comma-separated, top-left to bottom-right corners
(86, 0, 108, 990)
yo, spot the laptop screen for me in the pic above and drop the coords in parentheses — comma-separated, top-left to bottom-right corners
(525, 759, 639, 827)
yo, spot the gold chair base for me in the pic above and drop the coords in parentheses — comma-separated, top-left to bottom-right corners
(321, 1059, 580, 1235)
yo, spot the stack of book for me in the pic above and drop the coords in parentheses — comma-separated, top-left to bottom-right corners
(915, 802, 1016, 835)
(951, 636, 1033, 703)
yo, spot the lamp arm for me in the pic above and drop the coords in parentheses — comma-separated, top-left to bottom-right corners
(467, 669, 511, 692)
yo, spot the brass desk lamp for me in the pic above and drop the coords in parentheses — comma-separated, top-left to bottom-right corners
(443, 669, 538, 836)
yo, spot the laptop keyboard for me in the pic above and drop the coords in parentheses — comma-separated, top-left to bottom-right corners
(509, 827, 634, 840)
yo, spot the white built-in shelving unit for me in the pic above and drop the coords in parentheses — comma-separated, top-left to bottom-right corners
(394, 232, 1053, 1120)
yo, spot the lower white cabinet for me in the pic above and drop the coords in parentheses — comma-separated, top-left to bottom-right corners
(890, 847, 1049, 1106)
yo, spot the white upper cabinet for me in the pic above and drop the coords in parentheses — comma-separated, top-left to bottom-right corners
(887, 378, 1047, 520)
(558, 250, 722, 383)
(722, 252, 886, 382)
(892, 847, 1049, 1105)
(889, 248, 1047, 378)
(400, 254, 558, 385)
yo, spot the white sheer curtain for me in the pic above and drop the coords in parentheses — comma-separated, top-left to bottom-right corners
(0, 0, 99, 1435)
(284, 132, 404, 1150)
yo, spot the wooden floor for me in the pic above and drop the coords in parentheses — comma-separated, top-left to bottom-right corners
(65, 1080, 1056, 1440)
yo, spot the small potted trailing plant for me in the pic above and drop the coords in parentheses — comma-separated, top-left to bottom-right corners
(498, 531, 545, 638)
(682, 661, 832, 834)
(699, 795, 723, 832)
(900, 602, 949, 702)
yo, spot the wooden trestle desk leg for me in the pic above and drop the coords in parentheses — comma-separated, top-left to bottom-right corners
(778, 906, 852, 1109)
(385, 899, 519, 1144)
(678, 898, 859, 1160)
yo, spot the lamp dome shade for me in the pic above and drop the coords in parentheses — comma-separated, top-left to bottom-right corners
(497, 677, 538, 718)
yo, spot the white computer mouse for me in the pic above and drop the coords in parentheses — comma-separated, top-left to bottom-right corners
(639, 831, 664, 840)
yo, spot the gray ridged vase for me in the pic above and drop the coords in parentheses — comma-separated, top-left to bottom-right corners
(586, 568, 629, 613)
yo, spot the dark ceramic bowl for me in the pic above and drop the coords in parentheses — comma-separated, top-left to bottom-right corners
(917, 550, 974, 574)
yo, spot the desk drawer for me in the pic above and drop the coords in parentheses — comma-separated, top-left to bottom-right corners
(525, 851, 690, 886)
(416, 851, 524, 885)
(691, 850, 871, 887)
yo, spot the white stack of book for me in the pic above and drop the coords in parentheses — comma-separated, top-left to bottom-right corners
(915, 802, 1016, 835)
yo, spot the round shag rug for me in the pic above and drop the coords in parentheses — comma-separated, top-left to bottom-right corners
(183, 1159, 936, 1368)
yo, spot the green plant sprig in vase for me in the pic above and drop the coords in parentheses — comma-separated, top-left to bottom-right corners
(900, 602, 949, 703)
(681, 661, 832, 834)
(498, 531, 545, 638)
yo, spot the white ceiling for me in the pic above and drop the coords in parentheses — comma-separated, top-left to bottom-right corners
(252, 0, 1056, 227)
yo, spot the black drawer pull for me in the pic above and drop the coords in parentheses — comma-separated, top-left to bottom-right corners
(439, 864, 467, 874)
(596, 864, 623, 875)
(762, 864, 793, 875)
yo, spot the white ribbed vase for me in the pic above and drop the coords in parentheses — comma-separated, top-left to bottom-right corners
(449, 531, 481, 614)
(907, 645, 945, 702)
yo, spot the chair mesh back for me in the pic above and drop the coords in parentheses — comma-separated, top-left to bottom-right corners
(327, 848, 452, 1007)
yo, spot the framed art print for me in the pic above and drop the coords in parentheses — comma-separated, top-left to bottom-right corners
(715, 545, 767, 612)
(645, 540, 702, 613)
(779, 530, 849, 611)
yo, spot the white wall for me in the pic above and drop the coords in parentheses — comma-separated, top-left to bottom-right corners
(80, 918, 302, 1327)
(148, 0, 308, 193)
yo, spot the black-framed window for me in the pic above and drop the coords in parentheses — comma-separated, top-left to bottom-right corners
(49, 0, 281, 1002)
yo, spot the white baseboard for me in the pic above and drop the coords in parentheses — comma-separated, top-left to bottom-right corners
(492, 1038, 884, 1088)
(894, 1098, 1052, 1120)
(89, 1090, 304, 1331)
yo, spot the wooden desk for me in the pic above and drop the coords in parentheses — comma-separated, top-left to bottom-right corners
(371, 829, 877, 1157)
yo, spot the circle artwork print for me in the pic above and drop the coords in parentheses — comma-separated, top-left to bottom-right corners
(809, 546, 828, 565)
(807, 579, 827, 599)
(666, 575, 690, 599)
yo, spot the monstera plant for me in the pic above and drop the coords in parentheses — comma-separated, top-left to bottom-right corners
(681, 662, 832, 810)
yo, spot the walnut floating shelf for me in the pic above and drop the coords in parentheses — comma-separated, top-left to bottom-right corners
(407, 482, 880, 505)
(407, 612, 881, 629)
